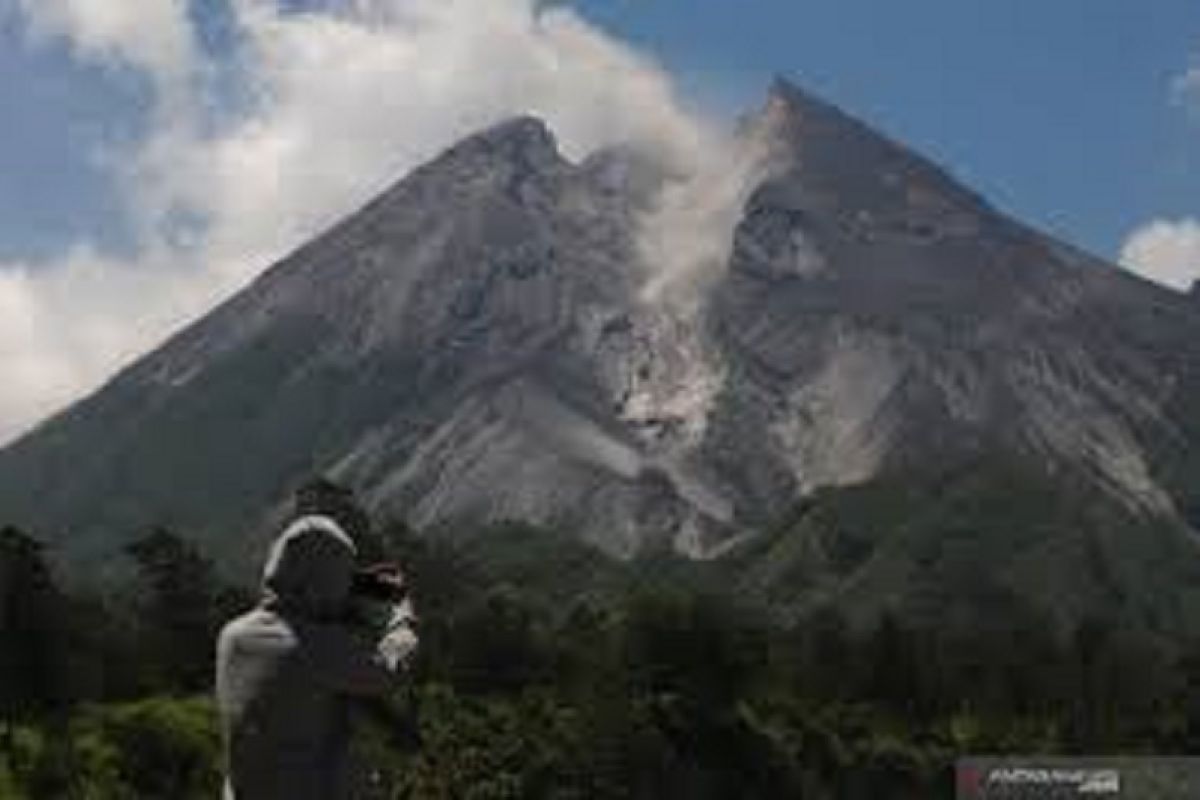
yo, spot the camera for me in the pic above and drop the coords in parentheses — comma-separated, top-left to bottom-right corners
(351, 563, 409, 602)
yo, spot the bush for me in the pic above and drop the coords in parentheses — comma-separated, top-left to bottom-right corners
(10, 697, 221, 800)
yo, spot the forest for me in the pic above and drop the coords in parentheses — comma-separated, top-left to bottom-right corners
(3, 511, 1200, 799)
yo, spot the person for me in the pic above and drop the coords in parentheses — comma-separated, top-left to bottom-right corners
(215, 511, 418, 799)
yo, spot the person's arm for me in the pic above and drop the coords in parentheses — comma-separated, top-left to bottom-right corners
(305, 594, 419, 696)
(306, 624, 395, 696)
(303, 558, 420, 695)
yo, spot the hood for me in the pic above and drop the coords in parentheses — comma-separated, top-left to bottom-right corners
(261, 515, 358, 620)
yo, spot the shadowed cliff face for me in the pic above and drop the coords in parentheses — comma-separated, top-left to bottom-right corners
(3, 80, 1200, 589)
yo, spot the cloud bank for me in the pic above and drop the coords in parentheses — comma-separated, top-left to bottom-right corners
(15, 0, 197, 89)
(0, 0, 725, 444)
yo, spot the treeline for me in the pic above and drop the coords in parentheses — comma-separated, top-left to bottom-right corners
(0, 525, 247, 798)
(3, 520, 1200, 798)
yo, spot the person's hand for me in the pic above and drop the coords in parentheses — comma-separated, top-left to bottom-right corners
(352, 562, 409, 601)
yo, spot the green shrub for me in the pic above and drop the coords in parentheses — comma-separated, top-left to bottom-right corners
(42, 697, 220, 800)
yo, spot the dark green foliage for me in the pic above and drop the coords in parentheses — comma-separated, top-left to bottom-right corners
(5, 697, 220, 799)
(621, 588, 764, 710)
(3, 510, 1199, 797)
(124, 527, 250, 692)
(340, 525, 1198, 797)
(75, 697, 221, 798)
(444, 588, 553, 695)
(0, 527, 69, 724)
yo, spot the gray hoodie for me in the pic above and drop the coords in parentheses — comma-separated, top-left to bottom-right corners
(215, 516, 417, 800)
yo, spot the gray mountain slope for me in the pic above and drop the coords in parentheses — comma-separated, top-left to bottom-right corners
(0, 115, 716, 566)
(705, 81, 1200, 523)
(3, 81, 1200, 620)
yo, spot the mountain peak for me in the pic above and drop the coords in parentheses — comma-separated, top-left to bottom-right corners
(751, 75, 990, 217)
(758, 76, 864, 135)
(440, 114, 563, 168)
(766, 75, 834, 114)
(757, 77, 888, 152)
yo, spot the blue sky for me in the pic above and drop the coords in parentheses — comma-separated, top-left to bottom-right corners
(0, 20, 137, 259)
(2, 0, 1197, 262)
(0, 0, 1197, 443)
(575, 0, 1200, 258)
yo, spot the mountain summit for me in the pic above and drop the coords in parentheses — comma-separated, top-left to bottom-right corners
(4, 79, 1200, 632)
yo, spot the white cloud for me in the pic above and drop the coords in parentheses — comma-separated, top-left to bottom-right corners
(1119, 218, 1200, 291)
(1, 0, 736, 444)
(0, 247, 213, 443)
(15, 0, 199, 93)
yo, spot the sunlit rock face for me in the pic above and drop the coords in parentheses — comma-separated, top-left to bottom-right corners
(4, 79, 1200, 569)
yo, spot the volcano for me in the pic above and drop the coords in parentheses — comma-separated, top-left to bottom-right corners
(5, 79, 1200, 632)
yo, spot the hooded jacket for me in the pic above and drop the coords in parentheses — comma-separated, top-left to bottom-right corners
(216, 516, 417, 800)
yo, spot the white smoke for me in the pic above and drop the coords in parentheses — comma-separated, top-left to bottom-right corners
(0, 0, 753, 445)
(620, 120, 777, 450)
(638, 132, 774, 310)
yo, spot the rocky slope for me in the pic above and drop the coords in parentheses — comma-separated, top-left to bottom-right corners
(3, 80, 1200, 631)
(709, 82, 1200, 521)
